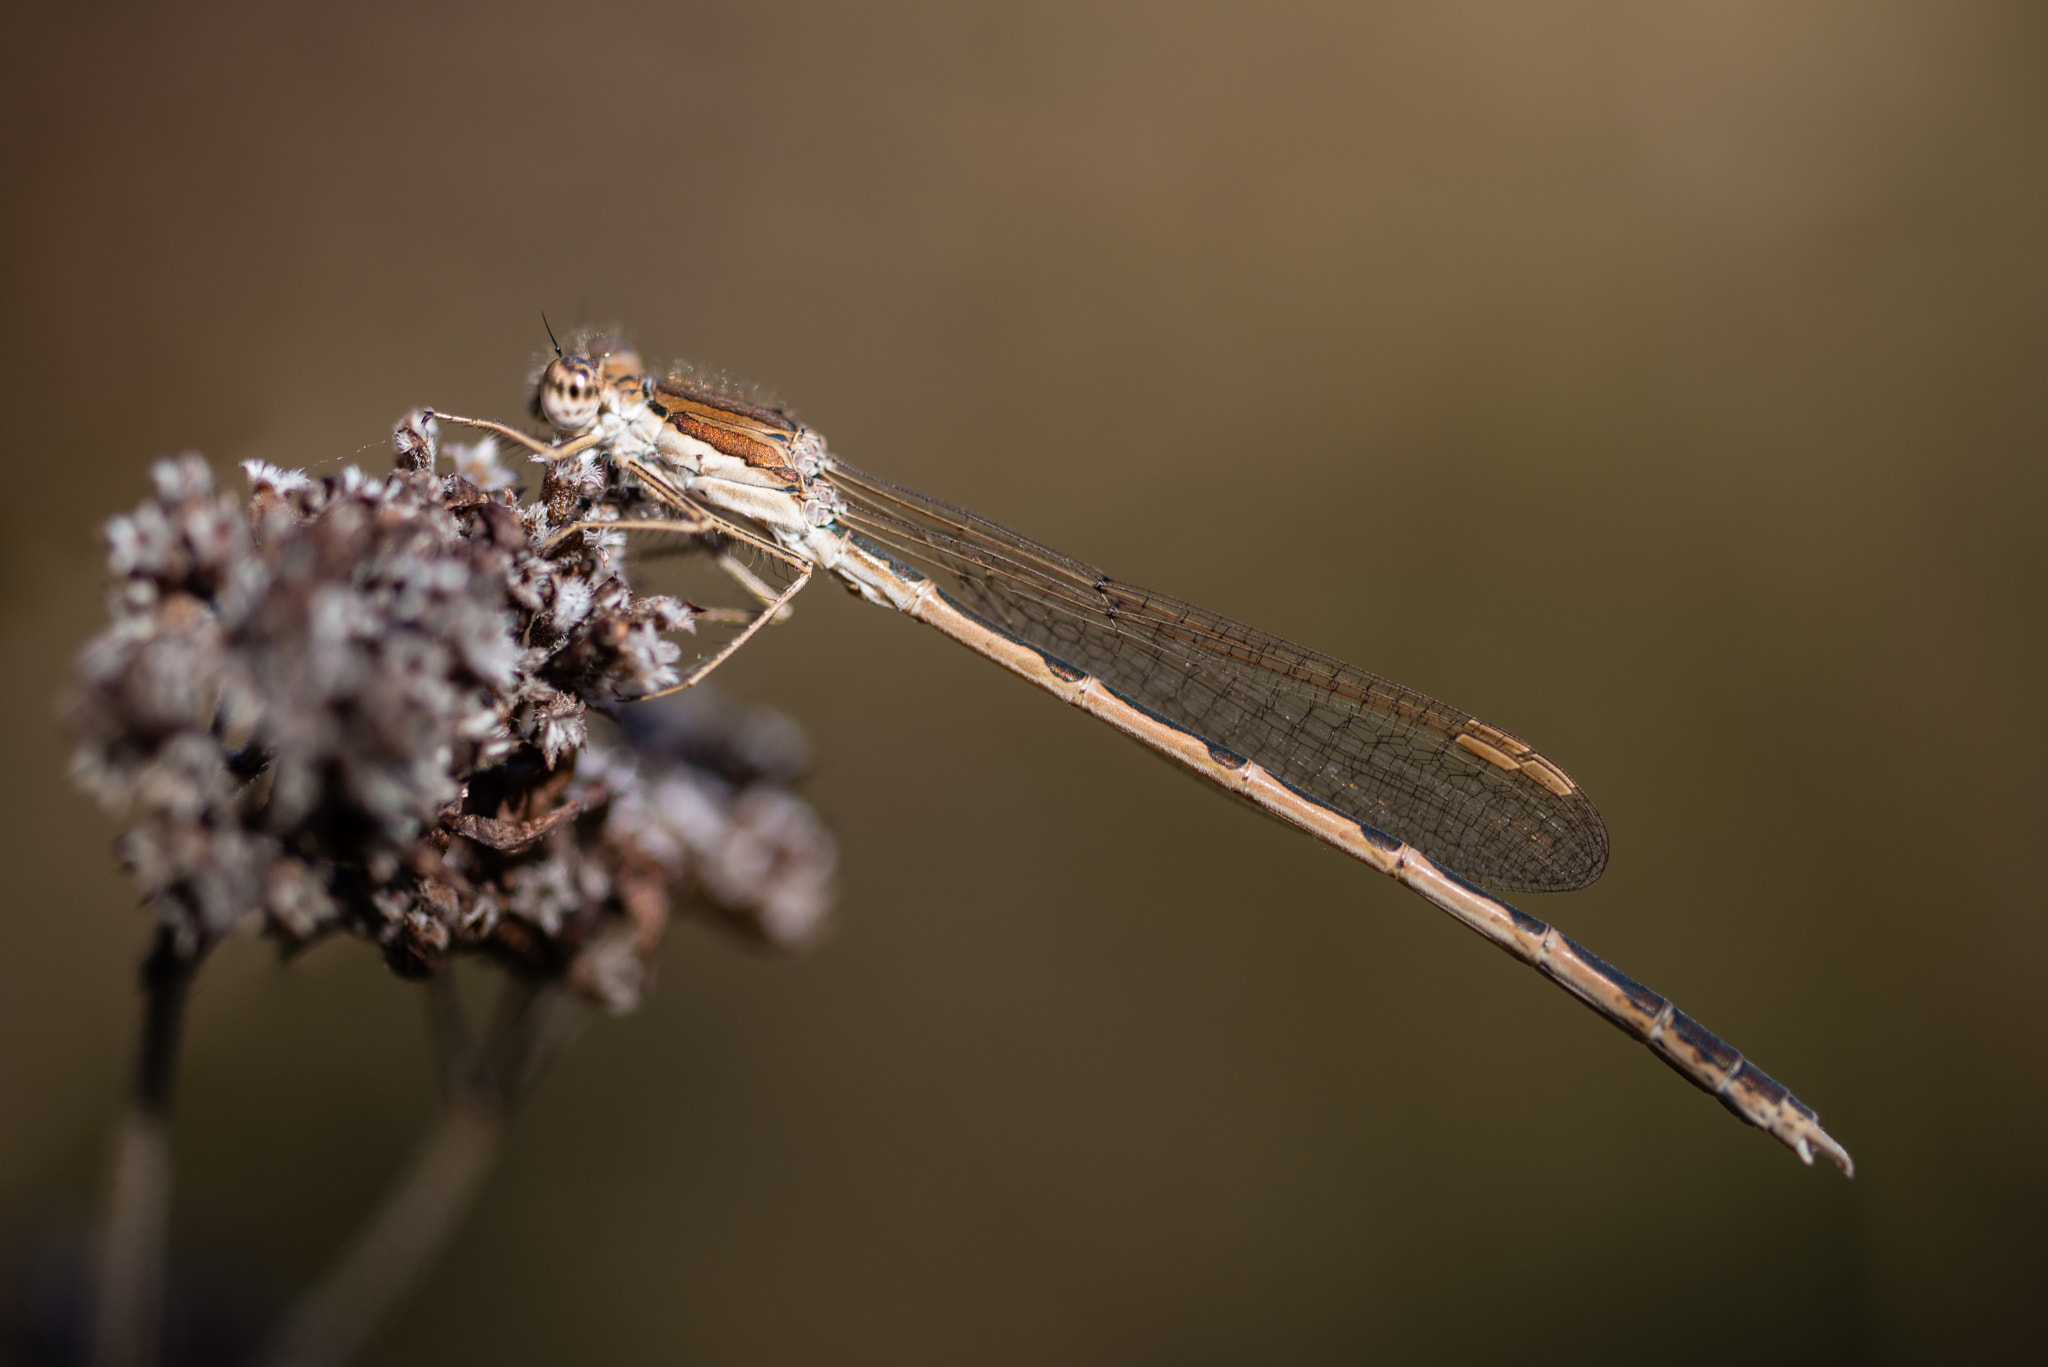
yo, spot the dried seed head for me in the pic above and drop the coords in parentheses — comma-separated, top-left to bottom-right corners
(69, 431, 834, 1007)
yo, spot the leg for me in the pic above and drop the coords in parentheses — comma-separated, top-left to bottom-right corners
(542, 517, 800, 625)
(714, 552, 799, 622)
(428, 410, 602, 463)
(610, 456, 804, 621)
(544, 499, 816, 697)
(632, 560, 813, 700)
(542, 514, 716, 555)
(542, 514, 804, 599)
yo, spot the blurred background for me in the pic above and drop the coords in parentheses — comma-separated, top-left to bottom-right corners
(2, 1, 2043, 1362)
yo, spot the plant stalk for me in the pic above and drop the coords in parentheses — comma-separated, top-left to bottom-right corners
(91, 927, 201, 1367)
(257, 975, 558, 1367)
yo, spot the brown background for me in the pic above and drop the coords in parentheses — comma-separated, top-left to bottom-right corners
(3, 1, 2043, 1362)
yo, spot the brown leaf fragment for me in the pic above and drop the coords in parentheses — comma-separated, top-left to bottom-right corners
(447, 799, 583, 853)
(474, 499, 527, 548)
(439, 474, 488, 510)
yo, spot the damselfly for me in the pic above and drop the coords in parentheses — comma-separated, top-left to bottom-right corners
(432, 339, 1852, 1174)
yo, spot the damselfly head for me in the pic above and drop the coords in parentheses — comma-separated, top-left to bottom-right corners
(533, 354, 606, 433)
(532, 343, 646, 434)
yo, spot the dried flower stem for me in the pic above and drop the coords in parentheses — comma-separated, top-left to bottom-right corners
(92, 927, 203, 1367)
(257, 975, 561, 1367)
(75, 421, 833, 1364)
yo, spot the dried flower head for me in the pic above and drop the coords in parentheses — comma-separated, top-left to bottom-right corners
(69, 419, 834, 1009)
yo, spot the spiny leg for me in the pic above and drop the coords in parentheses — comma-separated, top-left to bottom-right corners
(633, 559, 813, 700)
(596, 489, 816, 697)
(714, 552, 799, 622)
(426, 410, 602, 463)
(545, 498, 816, 698)
(685, 556, 802, 627)
(542, 515, 715, 556)
(425, 419, 815, 695)
(612, 456, 808, 621)
(542, 516, 805, 630)
(542, 512, 805, 616)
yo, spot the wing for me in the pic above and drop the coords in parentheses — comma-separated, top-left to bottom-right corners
(820, 459, 1608, 894)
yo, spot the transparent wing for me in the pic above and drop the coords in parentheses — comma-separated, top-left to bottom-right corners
(821, 458, 1608, 894)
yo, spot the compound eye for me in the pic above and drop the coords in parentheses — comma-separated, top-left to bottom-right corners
(535, 357, 603, 433)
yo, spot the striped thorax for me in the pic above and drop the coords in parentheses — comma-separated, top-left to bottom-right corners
(532, 349, 888, 599)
